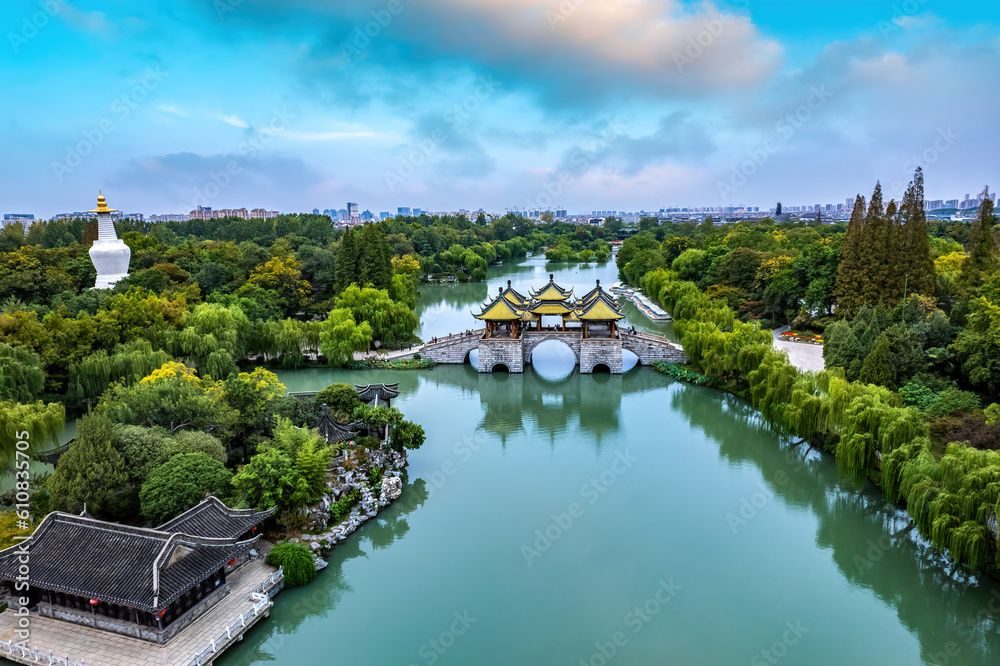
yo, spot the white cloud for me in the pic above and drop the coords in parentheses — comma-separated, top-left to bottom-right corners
(278, 129, 380, 141)
(157, 104, 189, 117)
(221, 114, 249, 128)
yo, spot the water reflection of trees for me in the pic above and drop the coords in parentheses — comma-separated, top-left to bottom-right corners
(670, 383, 1000, 665)
(221, 478, 429, 664)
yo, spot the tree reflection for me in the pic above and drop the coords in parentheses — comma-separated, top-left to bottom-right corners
(220, 478, 430, 664)
(669, 381, 1000, 665)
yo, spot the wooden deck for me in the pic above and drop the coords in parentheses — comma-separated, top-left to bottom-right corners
(0, 559, 281, 666)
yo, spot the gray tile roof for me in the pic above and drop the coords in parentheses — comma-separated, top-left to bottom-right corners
(157, 496, 274, 540)
(0, 509, 260, 613)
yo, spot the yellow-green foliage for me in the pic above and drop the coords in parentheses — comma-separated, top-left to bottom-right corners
(0, 511, 34, 550)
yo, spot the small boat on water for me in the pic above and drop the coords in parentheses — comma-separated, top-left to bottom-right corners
(612, 282, 672, 321)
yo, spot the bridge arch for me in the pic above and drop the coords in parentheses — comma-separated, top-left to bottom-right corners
(491, 363, 510, 373)
(523, 332, 580, 365)
(525, 337, 578, 365)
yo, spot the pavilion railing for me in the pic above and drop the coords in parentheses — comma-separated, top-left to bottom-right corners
(187, 597, 273, 666)
(0, 639, 92, 666)
(253, 566, 284, 599)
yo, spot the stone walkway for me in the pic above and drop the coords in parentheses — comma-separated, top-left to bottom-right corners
(772, 326, 826, 373)
(0, 559, 278, 666)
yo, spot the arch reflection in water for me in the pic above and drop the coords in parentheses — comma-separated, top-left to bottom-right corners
(476, 369, 623, 445)
(529, 338, 577, 381)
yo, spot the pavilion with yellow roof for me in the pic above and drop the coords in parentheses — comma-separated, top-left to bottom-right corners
(473, 276, 624, 339)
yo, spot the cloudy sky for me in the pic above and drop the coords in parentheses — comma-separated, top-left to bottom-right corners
(2, 0, 998, 218)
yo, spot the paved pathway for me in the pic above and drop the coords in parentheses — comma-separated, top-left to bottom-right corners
(772, 325, 826, 373)
(0, 559, 277, 666)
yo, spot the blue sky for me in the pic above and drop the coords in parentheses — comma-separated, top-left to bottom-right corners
(2, 0, 998, 218)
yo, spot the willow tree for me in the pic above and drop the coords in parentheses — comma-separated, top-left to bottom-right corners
(255, 319, 324, 369)
(0, 401, 64, 470)
(67, 339, 171, 404)
(319, 308, 373, 367)
(171, 303, 251, 378)
(0, 343, 44, 402)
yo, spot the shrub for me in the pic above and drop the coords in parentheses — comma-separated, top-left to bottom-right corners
(899, 381, 938, 411)
(942, 414, 1000, 450)
(139, 452, 232, 525)
(390, 420, 426, 452)
(652, 362, 708, 385)
(265, 541, 317, 587)
(330, 488, 361, 524)
(315, 383, 362, 420)
(165, 430, 226, 462)
(926, 387, 981, 418)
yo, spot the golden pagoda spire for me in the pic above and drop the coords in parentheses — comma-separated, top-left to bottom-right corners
(89, 190, 118, 213)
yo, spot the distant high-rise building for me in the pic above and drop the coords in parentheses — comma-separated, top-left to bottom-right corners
(413, 208, 423, 216)
(361, 210, 374, 220)
(556, 209, 567, 218)
(312, 208, 320, 215)
(397, 207, 411, 216)
(946, 199, 959, 209)
(347, 202, 359, 218)
(380, 212, 391, 220)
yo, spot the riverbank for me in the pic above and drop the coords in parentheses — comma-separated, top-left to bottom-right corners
(219, 363, 1000, 665)
(640, 268, 1000, 577)
(287, 443, 409, 560)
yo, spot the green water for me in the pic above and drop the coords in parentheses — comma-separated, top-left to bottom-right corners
(209, 258, 1000, 665)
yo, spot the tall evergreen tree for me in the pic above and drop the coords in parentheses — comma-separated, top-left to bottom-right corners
(886, 198, 905, 303)
(358, 223, 393, 290)
(858, 182, 894, 306)
(899, 168, 936, 297)
(860, 332, 897, 389)
(335, 228, 359, 292)
(775, 202, 782, 216)
(959, 185, 997, 290)
(834, 194, 867, 316)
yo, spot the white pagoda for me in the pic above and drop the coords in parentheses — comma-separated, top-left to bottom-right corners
(88, 192, 131, 289)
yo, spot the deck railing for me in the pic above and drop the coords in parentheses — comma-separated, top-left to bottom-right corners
(423, 329, 485, 347)
(0, 639, 92, 666)
(187, 597, 274, 666)
(253, 567, 284, 599)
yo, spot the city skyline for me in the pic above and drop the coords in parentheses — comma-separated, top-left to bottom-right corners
(2, 1, 999, 219)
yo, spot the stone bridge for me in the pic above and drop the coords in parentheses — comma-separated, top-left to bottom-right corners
(406, 328, 687, 374)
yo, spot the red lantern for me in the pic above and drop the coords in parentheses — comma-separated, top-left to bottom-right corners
(89, 599, 99, 605)
(158, 608, 167, 617)
(227, 559, 236, 567)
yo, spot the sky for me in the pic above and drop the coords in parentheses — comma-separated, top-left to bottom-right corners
(2, 0, 998, 218)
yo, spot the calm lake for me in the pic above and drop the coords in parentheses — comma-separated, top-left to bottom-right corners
(162, 258, 1000, 664)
